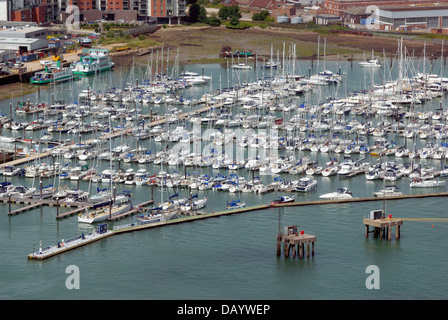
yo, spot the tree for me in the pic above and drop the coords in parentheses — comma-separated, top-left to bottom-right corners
(198, 6, 207, 23)
(188, 3, 201, 22)
(206, 15, 221, 27)
(218, 6, 230, 20)
(229, 15, 240, 26)
(252, 10, 270, 21)
(218, 5, 241, 20)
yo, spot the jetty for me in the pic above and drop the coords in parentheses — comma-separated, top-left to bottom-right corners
(364, 210, 403, 241)
(276, 225, 317, 259)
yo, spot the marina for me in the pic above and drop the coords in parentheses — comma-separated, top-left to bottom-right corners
(4, 39, 448, 298)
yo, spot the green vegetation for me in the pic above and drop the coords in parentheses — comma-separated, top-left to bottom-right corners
(252, 10, 274, 22)
(223, 20, 253, 29)
(186, 3, 221, 26)
(303, 21, 351, 35)
(98, 33, 159, 52)
(218, 5, 242, 20)
(195, 0, 222, 8)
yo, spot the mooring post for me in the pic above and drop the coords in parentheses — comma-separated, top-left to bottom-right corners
(388, 222, 392, 241)
(276, 234, 282, 256)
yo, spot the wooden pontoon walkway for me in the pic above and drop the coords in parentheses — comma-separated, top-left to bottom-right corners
(269, 191, 448, 208)
(9, 190, 448, 219)
(24, 191, 448, 260)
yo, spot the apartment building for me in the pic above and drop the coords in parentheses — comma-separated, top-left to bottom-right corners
(2, 0, 185, 23)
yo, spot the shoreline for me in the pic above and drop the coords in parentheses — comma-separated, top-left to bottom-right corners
(111, 25, 444, 66)
(1, 25, 445, 102)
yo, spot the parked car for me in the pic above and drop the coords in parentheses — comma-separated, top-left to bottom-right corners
(40, 60, 52, 66)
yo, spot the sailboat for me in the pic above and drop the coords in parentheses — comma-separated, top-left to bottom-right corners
(78, 194, 132, 223)
(359, 50, 382, 68)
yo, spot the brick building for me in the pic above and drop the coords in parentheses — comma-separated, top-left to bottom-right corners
(5, 0, 186, 23)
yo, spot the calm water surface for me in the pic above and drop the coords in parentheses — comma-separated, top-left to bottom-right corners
(1, 55, 448, 300)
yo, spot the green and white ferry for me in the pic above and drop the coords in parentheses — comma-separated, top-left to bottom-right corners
(72, 48, 114, 76)
(30, 61, 77, 85)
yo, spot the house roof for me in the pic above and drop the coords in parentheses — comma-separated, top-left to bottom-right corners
(341, 6, 370, 15)
(249, 0, 275, 9)
(232, 0, 252, 6)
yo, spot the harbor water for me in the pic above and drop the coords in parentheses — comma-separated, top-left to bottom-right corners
(2, 53, 448, 300)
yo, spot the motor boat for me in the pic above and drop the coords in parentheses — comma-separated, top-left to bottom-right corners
(270, 196, 295, 205)
(319, 188, 353, 200)
(373, 186, 403, 197)
(294, 177, 317, 192)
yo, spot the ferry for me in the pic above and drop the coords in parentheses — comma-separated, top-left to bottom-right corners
(72, 48, 114, 76)
(30, 63, 78, 85)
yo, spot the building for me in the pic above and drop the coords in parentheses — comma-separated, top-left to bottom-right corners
(377, 5, 448, 30)
(340, 6, 369, 24)
(2, 0, 186, 24)
(0, 25, 48, 53)
(0, 37, 48, 52)
(323, 0, 443, 17)
(0, 49, 16, 62)
(0, 0, 12, 21)
(314, 13, 341, 24)
(0, 25, 48, 39)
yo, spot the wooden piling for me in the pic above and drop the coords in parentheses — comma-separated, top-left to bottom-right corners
(363, 217, 403, 241)
(276, 225, 316, 259)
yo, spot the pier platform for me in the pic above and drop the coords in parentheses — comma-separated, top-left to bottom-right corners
(276, 225, 317, 259)
(363, 211, 403, 241)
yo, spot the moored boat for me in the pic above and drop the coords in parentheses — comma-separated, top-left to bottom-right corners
(319, 188, 353, 200)
(270, 195, 295, 205)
